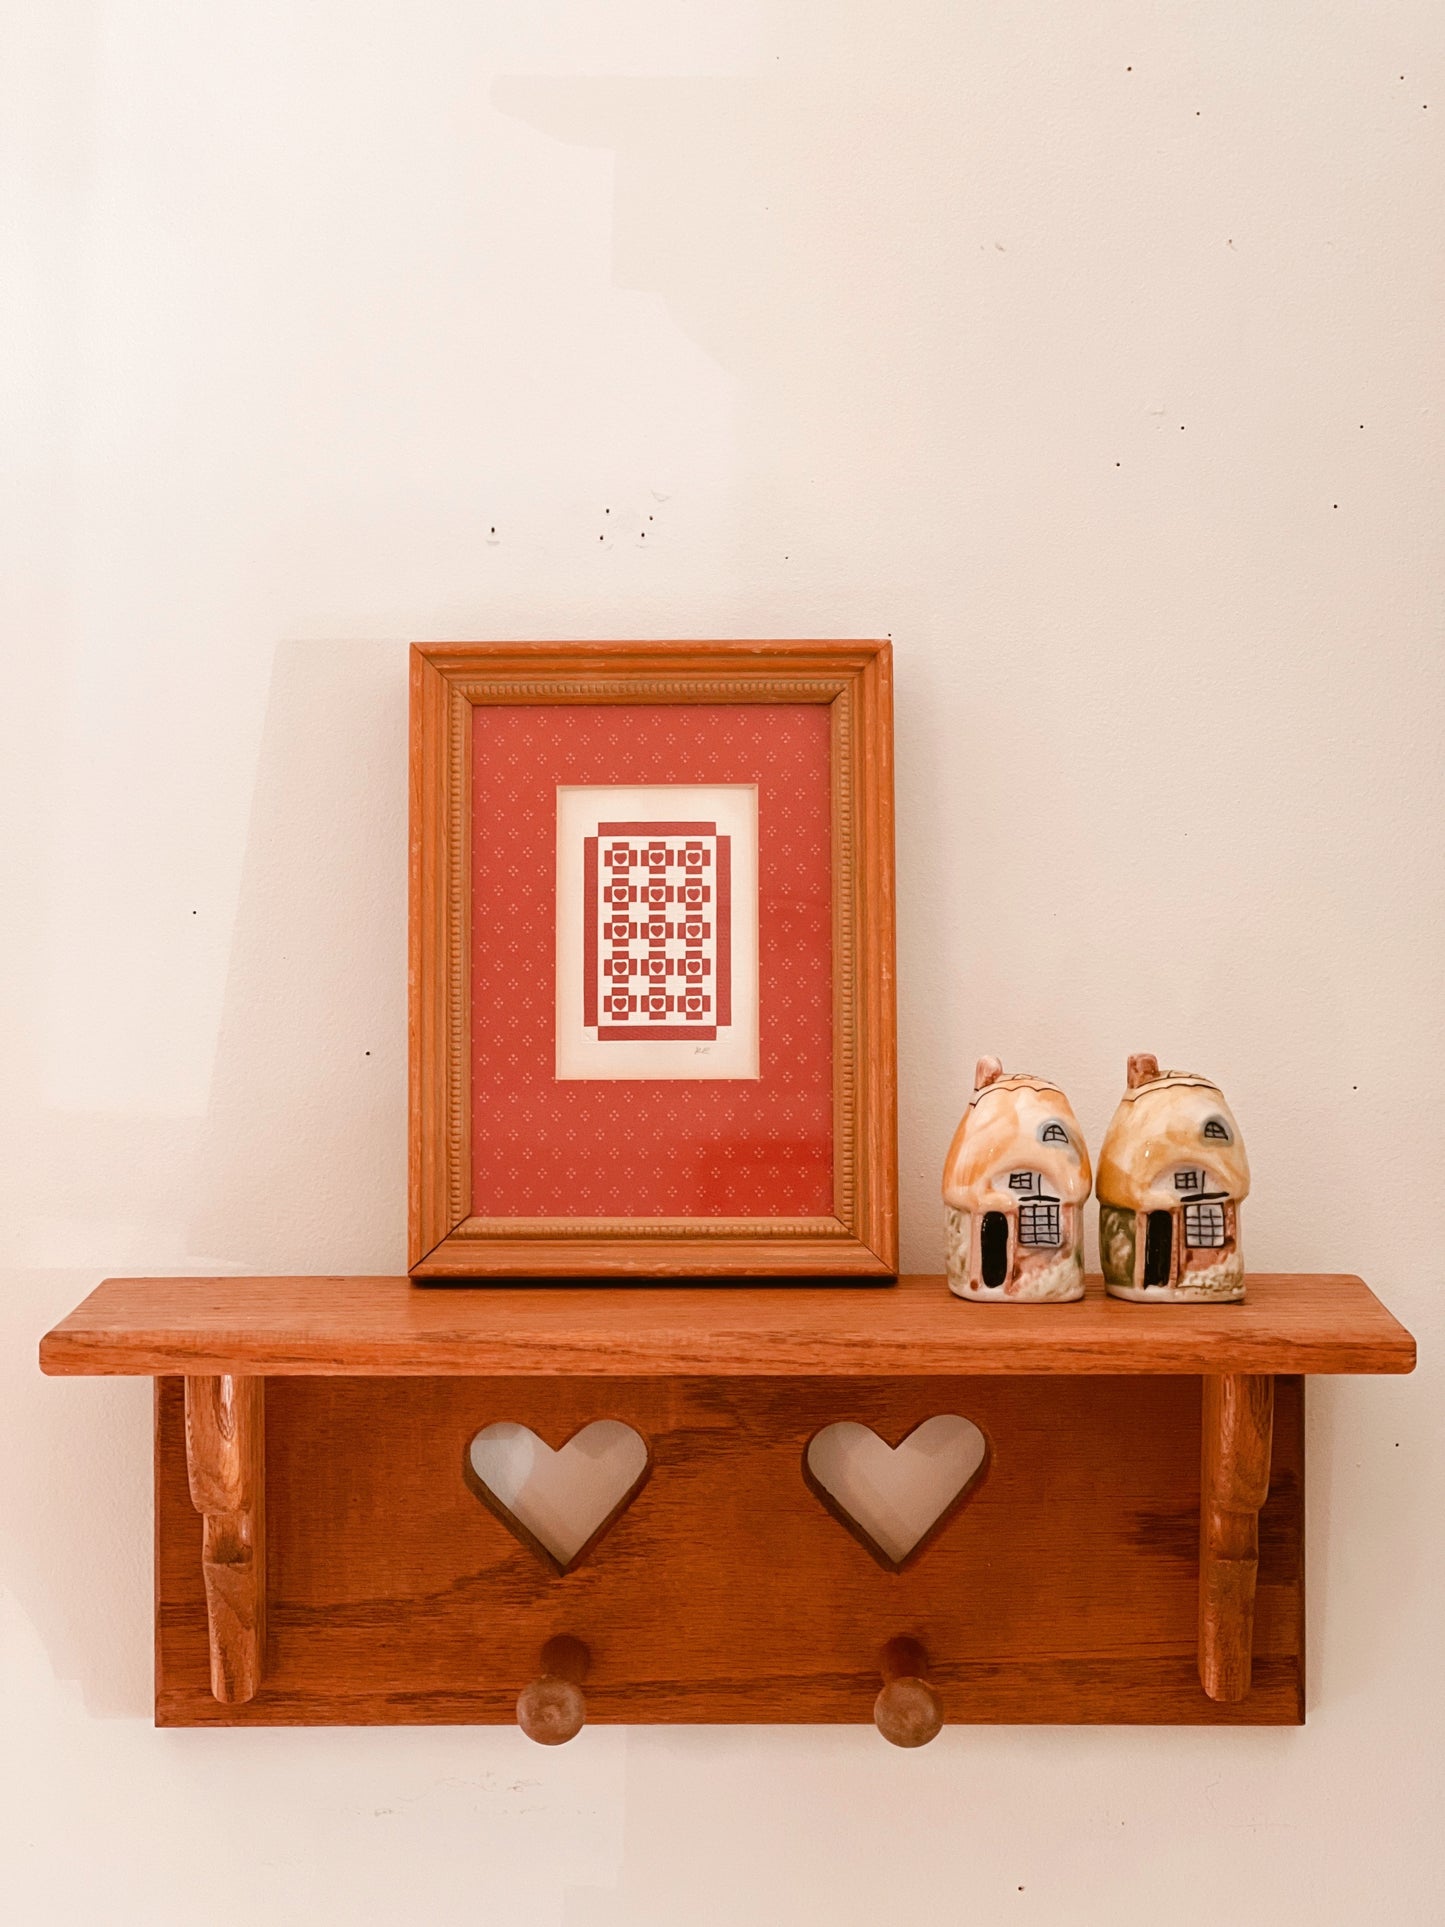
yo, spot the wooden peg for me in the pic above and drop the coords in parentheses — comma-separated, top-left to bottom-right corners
(516, 1635, 590, 1745)
(1198, 1373, 1274, 1702)
(874, 1636, 943, 1747)
(184, 1374, 266, 1704)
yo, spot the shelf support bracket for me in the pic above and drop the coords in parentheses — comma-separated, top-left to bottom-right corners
(1198, 1372, 1274, 1703)
(184, 1374, 266, 1704)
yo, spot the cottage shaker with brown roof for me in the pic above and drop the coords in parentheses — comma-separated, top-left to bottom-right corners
(942, 1057, 1092, 1301)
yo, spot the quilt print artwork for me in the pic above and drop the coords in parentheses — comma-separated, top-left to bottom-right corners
(556, 785, 759, 1080)
(585, 820, 730, 1040)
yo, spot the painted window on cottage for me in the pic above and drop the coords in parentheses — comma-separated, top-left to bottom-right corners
(1008, 1170, 1039, 1193)
(1183, 1200, 1226, 1248)
(1174, 1168, 1204, 1192)
(1018, 1198, 1061, 1247)
(1202, 1118, 1231, 1141)
(1039, 1121, 1069, 1144)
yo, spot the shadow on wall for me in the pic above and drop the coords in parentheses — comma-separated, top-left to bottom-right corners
(9, 645, 405, 1718)
(5, 1281, 153, 1721)
(188, 640, 409, 1272)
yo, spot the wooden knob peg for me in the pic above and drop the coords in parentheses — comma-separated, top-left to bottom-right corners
(516, 1636, 590, 1745)
(873, 1637, 943, 1748)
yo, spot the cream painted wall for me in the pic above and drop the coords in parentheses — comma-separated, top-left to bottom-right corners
(3, 3, 1442, 1921)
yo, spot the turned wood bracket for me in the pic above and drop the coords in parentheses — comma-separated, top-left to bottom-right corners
(1198, 1373, 1274, 1703)
(184, 1375, 266, 1703)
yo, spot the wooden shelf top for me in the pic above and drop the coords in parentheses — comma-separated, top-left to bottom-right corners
(39, 1272, 1415, 1380)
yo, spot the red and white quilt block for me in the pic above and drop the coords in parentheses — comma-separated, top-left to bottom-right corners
(556, 785, 759, 1080)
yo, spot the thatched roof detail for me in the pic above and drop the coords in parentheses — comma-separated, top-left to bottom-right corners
(942, 1072, 1092, 1211)
(1096, 1070, 1249, 1211)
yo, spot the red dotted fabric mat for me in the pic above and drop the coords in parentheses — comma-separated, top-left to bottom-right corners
(471, 703, 834, 1219)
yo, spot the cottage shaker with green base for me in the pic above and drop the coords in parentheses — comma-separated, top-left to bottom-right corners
(1097, 1053, 1250, 1303)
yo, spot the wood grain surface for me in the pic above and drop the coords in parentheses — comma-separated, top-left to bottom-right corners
(408, 640, 897, 1278)
(152, 1372, 1306, 1726)
(43, 1272, 1415, 1379)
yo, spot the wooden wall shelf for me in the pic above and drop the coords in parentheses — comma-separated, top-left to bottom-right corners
(39, 1271, 1411, 1380)
(41, 1274, 1414, 1738)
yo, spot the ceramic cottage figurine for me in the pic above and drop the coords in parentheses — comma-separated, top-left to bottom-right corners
(1097, 1054, 1250, 1303)
(942, 1057, 1092, 1301)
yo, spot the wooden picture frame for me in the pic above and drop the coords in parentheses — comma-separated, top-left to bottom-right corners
(409, 640, 897, 1278)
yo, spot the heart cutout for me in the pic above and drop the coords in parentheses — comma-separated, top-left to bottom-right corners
(804, 1415, 989, 1570)
(465, 1420, 650, 1575)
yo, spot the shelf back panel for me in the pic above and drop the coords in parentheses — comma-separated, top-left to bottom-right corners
(154, 1373, 1304, 1727)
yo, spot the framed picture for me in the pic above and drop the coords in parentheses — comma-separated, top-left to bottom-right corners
(409, 640, 896, 1279)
